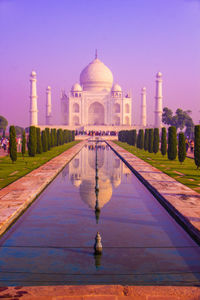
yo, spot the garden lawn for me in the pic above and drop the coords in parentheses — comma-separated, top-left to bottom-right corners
(0, 141, 79, 189)
(114, 141, 200, 194)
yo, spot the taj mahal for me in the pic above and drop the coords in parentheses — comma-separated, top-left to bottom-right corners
(29, 52, 163, 131)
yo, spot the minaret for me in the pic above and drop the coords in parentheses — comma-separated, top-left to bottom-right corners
(141, 87, 147, 127)
(30, 71, 38, 126)
(154, 72, 163, 128)
(46, 86, 52, 125)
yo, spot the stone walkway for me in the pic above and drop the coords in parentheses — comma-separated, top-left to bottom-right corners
(0, 141, 86, 236)
(0, 285, 200, 299)
(107, 141, 200, 244)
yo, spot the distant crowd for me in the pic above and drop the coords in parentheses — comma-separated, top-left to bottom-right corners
(0, 137, 22, 153)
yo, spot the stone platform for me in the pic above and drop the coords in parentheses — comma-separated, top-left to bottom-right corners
(0, 285, 200, 299)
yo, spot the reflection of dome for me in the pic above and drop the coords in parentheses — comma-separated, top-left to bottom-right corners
(112, 83, 122, 92)
(71, 83, 82, 92)
(80, 178, 112, 209)
(80, 58, 113, 91)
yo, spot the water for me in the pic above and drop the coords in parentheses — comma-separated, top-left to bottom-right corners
(0, 141, 200, 286)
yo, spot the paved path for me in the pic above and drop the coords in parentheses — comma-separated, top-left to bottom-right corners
(0, 285, 200, 299)
(0, 141, 86, 236)
(108, 141, 200, 244)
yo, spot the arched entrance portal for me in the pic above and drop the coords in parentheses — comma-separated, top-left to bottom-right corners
(88, 102, 105, 125)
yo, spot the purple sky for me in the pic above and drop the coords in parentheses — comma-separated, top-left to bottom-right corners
(0, 0, 200, 127)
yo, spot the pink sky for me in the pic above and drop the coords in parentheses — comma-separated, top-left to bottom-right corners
(0, 0, 200, 128)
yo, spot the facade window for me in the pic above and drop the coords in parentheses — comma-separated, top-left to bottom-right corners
(125, 103, 129, 113)
(75, 93, 78, 97)
(73, 103, 79, 113)
(125, 116, 129, 125)
(114, 103, 120, 113)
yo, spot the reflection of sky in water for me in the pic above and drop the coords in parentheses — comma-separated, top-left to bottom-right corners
(0, 142, 199, 286)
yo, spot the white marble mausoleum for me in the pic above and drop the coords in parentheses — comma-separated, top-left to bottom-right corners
(60, 54, 132, 128)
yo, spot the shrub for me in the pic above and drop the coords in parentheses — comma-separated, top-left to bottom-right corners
(28, 126, 36, 157)
(21, 130, 26, 157)
(144, 129, 149, 151)
(148, 129, 154, 153)
(45, 128, 51, 150)
(178, 132, 186, 163)
(137, 129, 144, 149)
(167, 126, 177, 160)
(9, 125, 17, 162)
(41, 130, 48, 152)
(51, 129, 54, 147)
(194, 125, 200, 169)
(36, 127, 43, 154)
(153, 128, 159, 154)
(161, 127, 167, 156)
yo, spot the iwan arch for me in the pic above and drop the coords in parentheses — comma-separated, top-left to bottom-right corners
(29, 53, 163, 130)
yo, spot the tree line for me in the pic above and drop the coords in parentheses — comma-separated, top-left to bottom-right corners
(9, 126, 75, 163)
(118, 126, 200, 169)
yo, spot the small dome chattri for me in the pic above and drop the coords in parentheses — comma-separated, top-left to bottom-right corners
(156, 72, 162, 78)
(71, 83, 82, 92)
(112, 83, 122, 92)
(31, 70, 36, 76)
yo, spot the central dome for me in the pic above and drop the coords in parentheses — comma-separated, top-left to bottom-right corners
(80, 58, 113, 91)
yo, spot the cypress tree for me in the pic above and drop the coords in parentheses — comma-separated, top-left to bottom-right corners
(194, 125, 200, 169)
(9, 125, 17, 162)
(41, 130, 48, 152)
(36, 127, 42, 154)
(144, 129, 149, 151)
(136, 130, 140, 148)
(69, 130, 72, 142)
(137, 129, 144, 149)
(72, 130, 75, 141)
(28, 126, 36, 157)
(178, 132, 186, 164)
(21, 130, 26, 157)
(161, 127, 167, 156)
(133, 130, 137, 146)
(45, 128, 51, 150)
(167, 126, 177, 160)
(153, 128, 159, 154)
(148, 129, 154, 153)
(53, 129, 57, 146)
(51, 129, 54, 147)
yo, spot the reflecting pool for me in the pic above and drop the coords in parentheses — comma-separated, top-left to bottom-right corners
(0, 141, 200, 286)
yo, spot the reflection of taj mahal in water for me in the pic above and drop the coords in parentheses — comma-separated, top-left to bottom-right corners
(29, 52, 163, 130)
(67, 142, 131, 210)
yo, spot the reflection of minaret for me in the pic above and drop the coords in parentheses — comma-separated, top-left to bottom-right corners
(46, 86, 52, 125)
(95, 143, 100, 223)
(30, 71, 38, 126)
(155, 72, 163, 128)
(141, 87, 147, 127)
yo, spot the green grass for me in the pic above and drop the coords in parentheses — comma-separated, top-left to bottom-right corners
(114, 141, 200, 193)
(0, 141, 79, 189)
